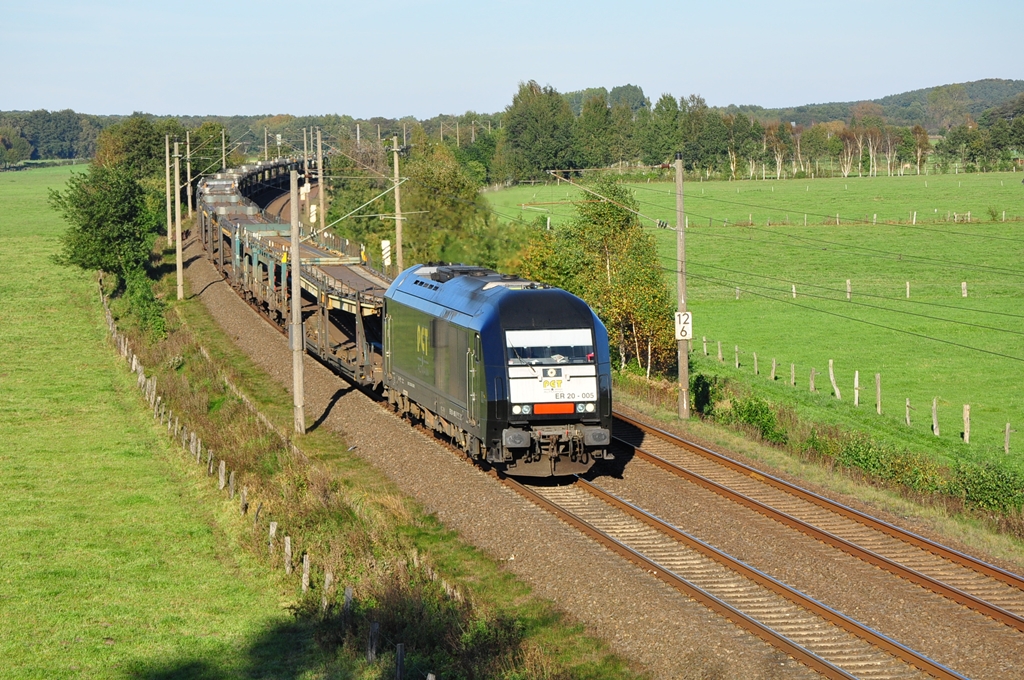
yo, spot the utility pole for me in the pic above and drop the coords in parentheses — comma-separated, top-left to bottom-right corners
(289, 170, 306, 434)
(316, 128, 326, 237)
(175, 142, 184, 301)
(675, 152, 690, 419)
(403, 123, 407, 146)
(356, 123, 360, 150)
(221, 128, 226, 171)
(377, 124, 380, 145)
(186, 131, 193, 219)
(164, 135, 172, 244)
(264, 127, 268, 161)
(392, 135, 403, 271)
(303, 127, 308, 173)
(456, 121, 460, 147)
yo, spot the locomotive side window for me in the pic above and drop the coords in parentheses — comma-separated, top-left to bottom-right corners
(506, 329, 594, 365)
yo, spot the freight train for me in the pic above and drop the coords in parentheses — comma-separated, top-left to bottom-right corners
(197, 159, 612, 476)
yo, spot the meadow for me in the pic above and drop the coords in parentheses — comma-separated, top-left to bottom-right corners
(0, 167, 312, 677)
(487, 172, 1024, 467)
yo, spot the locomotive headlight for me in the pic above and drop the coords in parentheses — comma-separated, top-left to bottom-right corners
(585, 403, 595, 413)
(512, 405, 522, 415)
(521, 404, 531, 415)
(576, 403, 586, 413)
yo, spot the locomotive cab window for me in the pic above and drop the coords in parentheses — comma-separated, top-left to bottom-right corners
(506, 329, 594, 365)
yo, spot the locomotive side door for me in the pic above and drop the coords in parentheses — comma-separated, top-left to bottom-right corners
(467, 333, 480, 426)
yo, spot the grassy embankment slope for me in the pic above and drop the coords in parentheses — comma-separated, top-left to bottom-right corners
(0, 166, 314, 678)
(488, 173, 1024, 469)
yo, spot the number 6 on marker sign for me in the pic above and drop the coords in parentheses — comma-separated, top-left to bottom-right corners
(674, 312, 693, 341)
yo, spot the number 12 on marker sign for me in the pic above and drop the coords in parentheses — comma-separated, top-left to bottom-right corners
(674, 312, 692, 341)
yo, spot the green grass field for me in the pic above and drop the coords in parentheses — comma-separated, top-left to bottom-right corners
(0, 167, 313, 678)
(487, 172, 1024, 466)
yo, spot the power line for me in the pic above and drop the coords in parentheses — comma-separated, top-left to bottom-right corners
(681, 270, 1024, 364)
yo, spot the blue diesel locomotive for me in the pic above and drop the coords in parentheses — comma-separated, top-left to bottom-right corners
(383, 264, 613, 477)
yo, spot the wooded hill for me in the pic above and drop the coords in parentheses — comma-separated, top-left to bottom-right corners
(3, 78, 1023, 167)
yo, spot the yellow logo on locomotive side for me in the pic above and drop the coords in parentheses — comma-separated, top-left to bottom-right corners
(417, 325, 430, 355)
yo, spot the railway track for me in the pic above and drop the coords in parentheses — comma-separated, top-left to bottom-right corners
(611, 410, 1024, 633)
(502, 475, 964, 680)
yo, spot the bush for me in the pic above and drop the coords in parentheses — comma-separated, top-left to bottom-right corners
(727, 395, 787, 445)
(124, 268, 166, 337)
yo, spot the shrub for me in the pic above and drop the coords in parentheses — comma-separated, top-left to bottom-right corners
(727, 395, 787, 445)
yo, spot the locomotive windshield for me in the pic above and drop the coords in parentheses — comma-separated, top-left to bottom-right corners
(506, 328, 594, 365)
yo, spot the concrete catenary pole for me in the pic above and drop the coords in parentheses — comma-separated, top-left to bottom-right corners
(303, 127, 308, 174)
(316, 129, 326, 237)
(164, 135, 172, 244)
(675, 152, 690, 419)
(290, 170, 306, 434)
(174, 142, 184, 300)
(185, 130, 193, 219)
(264, 127, 268, 162)
(393, 135, 403, 271)
(221, 128, 226, 171)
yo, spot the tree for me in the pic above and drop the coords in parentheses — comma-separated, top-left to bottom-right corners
(928, 84, 969, 130)
(912, 125, 931, 174)
(573, 95, 612, 168)
(608, 101, 637, 168)
(519, 179, 674, 375)
(502, 81, 575, 179)
(608, 84, 648, 112)
(0, 127, 33, 168)
(50, 163, 157, 279)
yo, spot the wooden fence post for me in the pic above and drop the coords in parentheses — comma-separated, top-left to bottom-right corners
(367, 622, 379, 662)
(1007, 424, 1013, 455)
(284, 536, 292, 574)
(322, 571, 334, 611)
(753, 353, 758, 375)
(269, 521, 277, 551)
(734, 345, 739, 369)
(240, 486, 248, 514)
(854, 371, 860, 406)
(344, 585, 353, 615)
(771, 358, 776, 381)
(792, 284, 796, 298)
(218, 460, 226, 490)
(932, 398, 940, 436)
(906, 281, 910, 298)
(302, 553, 310, 592)
(809, 368, 816, 392)
(790, 363, 795, 386)
(906, 399, 911, 426)
(702, 336, 707, 356)
(846, 279, 851, 300)
(875, 374, 881, 415)
(207, 450, 214, 475)
(963, 405, 970, 444)
(229, 471, 236, 499)
(962, 281, 968, 297)
(717, 341, 723, 363)
(828, 360, 841, 399)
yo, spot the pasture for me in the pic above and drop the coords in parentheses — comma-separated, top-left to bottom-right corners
(0, 167, 308, 677)
(487, 172, 1024, 466)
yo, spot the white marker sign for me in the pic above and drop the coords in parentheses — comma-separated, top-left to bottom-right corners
(674, 311, 693, 341)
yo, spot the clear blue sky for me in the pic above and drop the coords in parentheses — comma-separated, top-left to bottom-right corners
(7, 0, 1020, 118)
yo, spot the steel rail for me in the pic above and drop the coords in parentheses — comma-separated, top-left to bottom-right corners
(614, 410, 1024, 589)
(612, 410, 1024, 629)
(500, 474, 965, 680)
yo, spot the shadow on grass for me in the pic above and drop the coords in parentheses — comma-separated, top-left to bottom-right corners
(121, 618, 320, 680)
